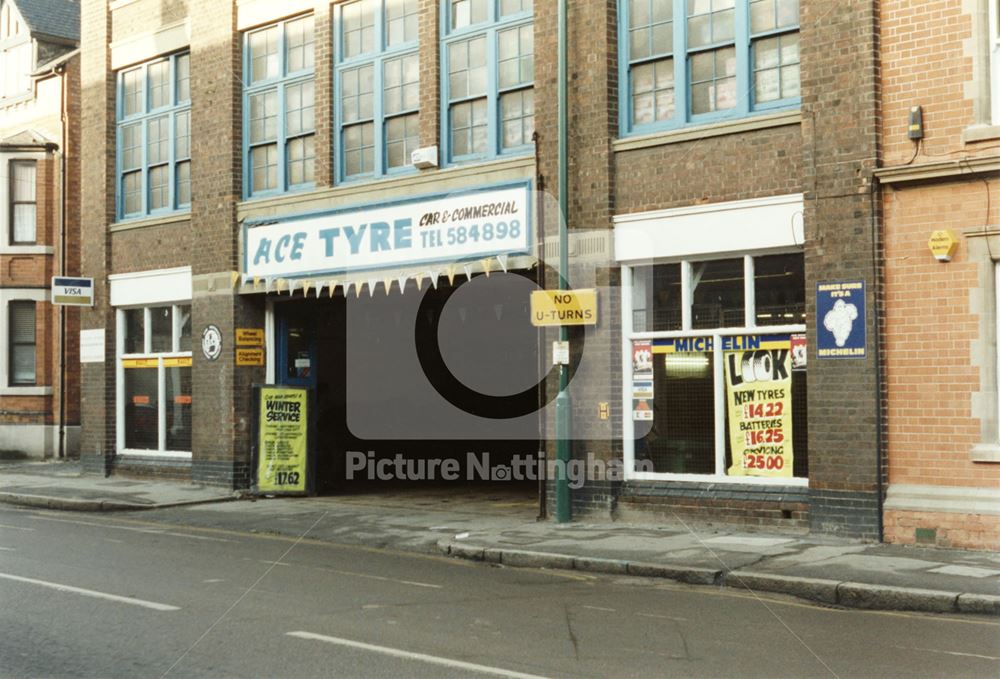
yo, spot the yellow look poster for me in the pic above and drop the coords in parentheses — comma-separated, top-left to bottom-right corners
(725, 342, 793, 478)
(257, 387, 309, 494)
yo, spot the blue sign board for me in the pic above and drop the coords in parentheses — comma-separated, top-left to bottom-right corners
(816, 280, 866, 359)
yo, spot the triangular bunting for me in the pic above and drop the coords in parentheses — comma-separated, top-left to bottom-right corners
(463, 264, 473, 281)
(446, 266, 456, 286)
(480, 258, 492, 277)
(497, 254, 509, 273)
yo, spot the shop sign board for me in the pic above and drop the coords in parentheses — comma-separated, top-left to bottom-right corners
(237, 348, 265, 366)
(725, 337, 794, 478)
(530, 289, 598, 326)
(817, 280, 866, 359)
(253, 386, 312, 495)
(80, 329, 105, 363)
(51, 277, 94, 306)
(243, 183, 531, 279)
(236, 328, 265, 346)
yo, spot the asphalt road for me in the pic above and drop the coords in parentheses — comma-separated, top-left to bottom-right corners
(0, 504, 997, 679)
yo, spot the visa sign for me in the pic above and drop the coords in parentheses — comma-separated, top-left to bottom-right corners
(51, 277, 94, 307)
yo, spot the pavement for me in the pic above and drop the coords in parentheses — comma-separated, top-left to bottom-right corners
(2, 459, 998, 617)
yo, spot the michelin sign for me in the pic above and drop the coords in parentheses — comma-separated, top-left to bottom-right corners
(816, 280, 866, 359)
(244, 183, 531, 279)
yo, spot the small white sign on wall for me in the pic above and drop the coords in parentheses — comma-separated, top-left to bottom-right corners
(80, 329, 105, 363)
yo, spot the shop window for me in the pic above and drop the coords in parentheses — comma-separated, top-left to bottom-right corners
(443, 0, 534, 163)
(8, 160, 35, 244)
(8, 300, 35, 385)
(627, 252, 807, 480)
(118, 304, 192, 455)
(116, 52, 191, 219)
(619, 0, 800, 136)
(244, 15, 315, 197)
(336, 0, 419, 180)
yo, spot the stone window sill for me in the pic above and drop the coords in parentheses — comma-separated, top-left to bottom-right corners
(962, 124, 1000, 144)
(110, 213, 191, 233)
(613, 110, 801, 153)
(971, 443, 1000, 463)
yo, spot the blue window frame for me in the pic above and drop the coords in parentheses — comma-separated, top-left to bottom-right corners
(619, 0, 800, 137)
(116, 52, 191, 220)
(335, 0, 421, 181)
(441, 0, 534, 164)
(243, 14, 315, 199)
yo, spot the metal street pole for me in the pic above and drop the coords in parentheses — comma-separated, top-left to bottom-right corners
(555, 0, 572, 523)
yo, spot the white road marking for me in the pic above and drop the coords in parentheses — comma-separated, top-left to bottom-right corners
(320, 567, 442, 589)
(0, 572, 180, 611)
(0, 547, 15, 551)
(27, 515, 232, 543)
(0, 523, 34, 531)
(287, 631, 550, 679)
(637, 612, 688, 622)
(202, 579, 225, 583)
(891, 644, 1000, 661)
(582, 605, 616, 612)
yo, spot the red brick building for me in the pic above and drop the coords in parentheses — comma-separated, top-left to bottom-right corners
(876, 0, 1000, 550)
(0, 0, 80, 459)
(79, 0, 892, 541)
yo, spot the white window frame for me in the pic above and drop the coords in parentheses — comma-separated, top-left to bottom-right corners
(995, 261, 1000, 443)
(0, 150, 53, 254)
(111, 267, 194, 458)
(991, 0, 1000, 125)
(620, 251, 807, 486)
(0, 288, 49, 395)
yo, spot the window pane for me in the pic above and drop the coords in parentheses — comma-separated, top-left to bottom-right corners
(123, 172, 142, 216)
(250, 26, 279, 83)
(449, 36, 487, 98)
(176, 53, 190, 102)
(386, 0, 418, 46)
(754, 32, 799, 103)
(176, 161, 191, 207)
(500, 0, 532, 16)
(500, 88, 534, 149)
(342, 65, 373, 123)
(122, 123, 142, 171)
(147, 115, 169, 164)
(166, 365, 192, 452)
(149, 306, 173, 352)
(251, 143, 278, 192)
(9, 301, 35, 385)
(148, 165, 169, 211)
(452, 0, 488, 30)
(754, 253, 805, 326)
(384, 53, 419, 115)
(386, 112, 419, 168)
(287, 134, 315, 185)
(249, 89, 278, 143)
(631, 58, 674, 125)
(285, 15, 315, 72)
(690, 46, 736, 114)
(450, 98, 487, 156)
(692, 258, 745, 329)
(631, 263, 682, 332)
(125, 366, 158, 450)
(174, 110, 190, 159)
(12, 204, 35, 243)
(344, 123, 374, 176)
(343, 0, 376, 58)
(499, 25, 533, 89)
(177, 305, 192, 352)
(634, 347, 715, 474)
(122, 68, 142, 116)
(687, 0, 734, 47)
(286, 80, 315, 136)
(148, 60, 170, 109)
(124, 308, 144, 354)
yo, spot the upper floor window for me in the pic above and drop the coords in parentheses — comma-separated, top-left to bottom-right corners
(336, 0, 420, 181)
(443, 0, 534, 163)
(0, 2, 30, 100)
(620, 0, 800, 136)
(244, 15, 315, 198)
(9, 159, 35, 244)
(116, 52, 191, 219)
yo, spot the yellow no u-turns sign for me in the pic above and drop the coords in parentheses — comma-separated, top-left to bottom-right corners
(530, 289, 598, 326)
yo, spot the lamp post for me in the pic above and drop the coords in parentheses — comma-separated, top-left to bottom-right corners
(554, 0, 571, 523)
